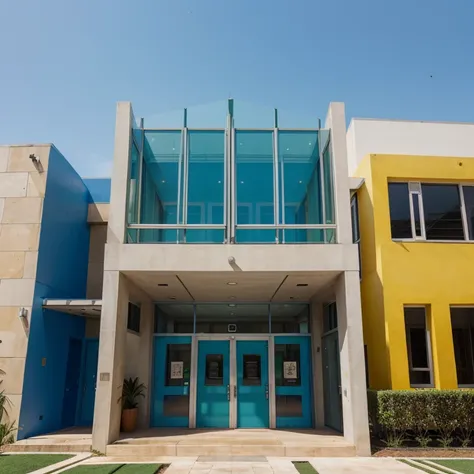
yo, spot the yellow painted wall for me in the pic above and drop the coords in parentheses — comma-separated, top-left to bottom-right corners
(355, 154, 474, 390)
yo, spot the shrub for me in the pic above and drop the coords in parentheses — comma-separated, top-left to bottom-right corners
(368, 389, 474, 448)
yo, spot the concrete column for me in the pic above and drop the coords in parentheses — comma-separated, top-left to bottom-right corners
(108, 102, 133, 245)
(310, 299, 325, 428)
(336, 271, 370, 456)
(92, 271, 129, 453)
(137, 300, 154, 428)
(429, 303, 457, 389)
(325, 103, 352, 244)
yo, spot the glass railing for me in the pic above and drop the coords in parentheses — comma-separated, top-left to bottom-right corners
(126, 101, 336, 244)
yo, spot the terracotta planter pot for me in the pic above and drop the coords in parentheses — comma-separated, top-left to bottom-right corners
(121, 407, 138, 432)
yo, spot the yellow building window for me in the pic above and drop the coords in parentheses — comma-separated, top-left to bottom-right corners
(404, 307, 434, 387)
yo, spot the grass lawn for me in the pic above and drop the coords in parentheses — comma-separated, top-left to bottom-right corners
(432, 459, 474, 474)
(66, 464, 163, 473)
(292, 461, 319, 474)
(0, 453, 72, 474)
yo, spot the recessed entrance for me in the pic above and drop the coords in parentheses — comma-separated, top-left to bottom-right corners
(151, 302, 313, 430)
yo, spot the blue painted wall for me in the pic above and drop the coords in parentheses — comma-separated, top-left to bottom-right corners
(83, 178, 111, 203)
(18, 146, 91, 439)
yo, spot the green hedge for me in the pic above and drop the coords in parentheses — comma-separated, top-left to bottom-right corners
(368, 389, 474, 447)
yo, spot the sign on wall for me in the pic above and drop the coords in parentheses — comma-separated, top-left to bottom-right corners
(170, 361, 184, 379)
(283, 361, 298, 379)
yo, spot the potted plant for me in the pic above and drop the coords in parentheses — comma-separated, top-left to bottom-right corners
(121, 377, 146, 432)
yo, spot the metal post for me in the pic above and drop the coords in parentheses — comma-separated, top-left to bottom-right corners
(273, 108, 280, 243)
(182, 110, 189, 243)
(228, 99, 235, 243)
(136, 117, 145, 243)
(176, 109, 186, 243)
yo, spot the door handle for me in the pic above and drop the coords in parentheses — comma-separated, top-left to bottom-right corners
(265, 384, 269, 400)
(234, 385, 237, 398)
(227, 384, 230, 401)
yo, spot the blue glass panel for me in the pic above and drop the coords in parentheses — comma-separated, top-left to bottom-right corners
(278, 131, 322, 243)
(187, 130, 225, 243)
(141, 131, 183, 243)
(235, 131, 275, 243)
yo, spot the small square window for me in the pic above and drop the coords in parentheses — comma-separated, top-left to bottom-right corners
(127, 302, 141, 333)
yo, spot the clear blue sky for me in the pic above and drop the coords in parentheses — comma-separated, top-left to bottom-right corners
(0, 0, 473, 177)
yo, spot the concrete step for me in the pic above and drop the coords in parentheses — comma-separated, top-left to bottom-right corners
(4, 442, 92, 453)
(106, 442, 356, 457)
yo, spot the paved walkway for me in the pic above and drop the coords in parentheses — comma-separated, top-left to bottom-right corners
(73, 456, 423, 473)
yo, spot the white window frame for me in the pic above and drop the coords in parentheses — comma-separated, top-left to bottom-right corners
(404, 305, 434, 388)
(391, 181, 474, 243)
(408, 183, 426, 240)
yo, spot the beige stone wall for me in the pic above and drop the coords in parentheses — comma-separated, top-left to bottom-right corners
(0, 145, 50, 428)
(86, 224, 107, 299)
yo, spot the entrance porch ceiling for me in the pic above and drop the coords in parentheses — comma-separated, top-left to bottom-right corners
(122, 271, 340, 302)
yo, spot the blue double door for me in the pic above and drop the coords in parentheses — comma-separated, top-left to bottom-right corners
(196, 340, 269, 428)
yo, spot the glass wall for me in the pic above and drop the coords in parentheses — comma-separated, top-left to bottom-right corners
(126, 102, 336, 244)
(154, 303, 310, 334)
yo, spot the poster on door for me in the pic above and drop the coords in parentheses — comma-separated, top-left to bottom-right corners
(170, 361, 184, 379)
(283, 361, 297, 379)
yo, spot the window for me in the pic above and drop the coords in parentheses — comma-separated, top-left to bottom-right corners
(450, 307, 474, 386)
(388, 182, 474, 241)
(463, 186, 474, 240)
(404, 307, 433, 387)
(323, 302, 337, 333)
(388, 183, 412, 239)
(422, 184, 464, 240)
(351, 194, 361, 278)
(127, 302, 141, 333)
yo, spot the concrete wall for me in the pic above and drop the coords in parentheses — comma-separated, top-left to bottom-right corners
(355, 153, 474, 390)
(19, 146, 91, 438)
(0, 145, 49, 429)
(347, 119, 474, 176)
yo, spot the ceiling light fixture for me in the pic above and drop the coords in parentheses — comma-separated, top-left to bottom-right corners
(227, 282, 237, 286)
(228, 304, 236, 307)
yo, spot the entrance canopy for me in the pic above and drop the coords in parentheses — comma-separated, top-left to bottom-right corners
(123, 271, 340, 303)
(42, 299, 102, 317)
